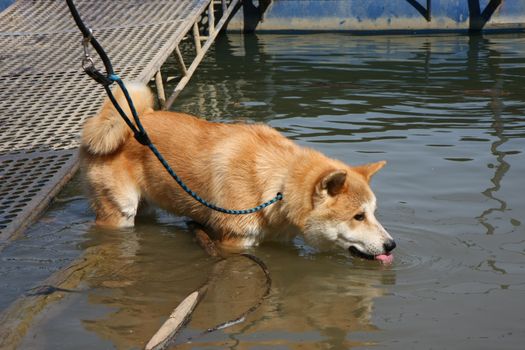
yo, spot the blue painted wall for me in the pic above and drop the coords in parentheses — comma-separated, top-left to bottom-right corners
(228, 0, 525, 33)
(0, 0, 14, 12)
(2, 0, 523, 33)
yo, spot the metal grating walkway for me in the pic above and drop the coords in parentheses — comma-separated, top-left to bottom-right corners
(0, 0, 238, 242)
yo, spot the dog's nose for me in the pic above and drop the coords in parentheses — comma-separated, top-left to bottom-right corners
(383, 239, 396, 253)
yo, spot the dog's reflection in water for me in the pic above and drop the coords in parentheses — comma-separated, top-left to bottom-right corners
(69, 226, 394, 349)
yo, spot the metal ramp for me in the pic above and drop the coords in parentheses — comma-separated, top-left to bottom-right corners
(0, 0, 239, 242)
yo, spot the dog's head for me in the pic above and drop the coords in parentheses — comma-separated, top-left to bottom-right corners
(303, 161, 395, 260)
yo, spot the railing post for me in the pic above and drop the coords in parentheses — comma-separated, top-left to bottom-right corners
(155, 70, 166, 109)
(174, 45, 188, 77)
(208, 1, 215, 35)
(193, 22, 202, 55)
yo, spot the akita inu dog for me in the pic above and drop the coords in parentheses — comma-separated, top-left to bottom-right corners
(81, 83, 396, 262)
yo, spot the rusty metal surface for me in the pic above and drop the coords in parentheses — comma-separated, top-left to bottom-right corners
(0, 0, 213, 242)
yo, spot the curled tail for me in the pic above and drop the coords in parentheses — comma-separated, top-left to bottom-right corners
(81, 82, 154, 155)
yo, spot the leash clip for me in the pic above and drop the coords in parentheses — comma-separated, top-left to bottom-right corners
(80, 27, 113, 86)
(82, 56, 94, 71)
(81, 28, 94, 70)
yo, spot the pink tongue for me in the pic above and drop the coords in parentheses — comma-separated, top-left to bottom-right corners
(375, 253, 394, 264)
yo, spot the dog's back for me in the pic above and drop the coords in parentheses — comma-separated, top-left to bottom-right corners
(81, 84, 394, 256)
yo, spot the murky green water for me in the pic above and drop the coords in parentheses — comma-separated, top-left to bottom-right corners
(2, 33, 525, 349)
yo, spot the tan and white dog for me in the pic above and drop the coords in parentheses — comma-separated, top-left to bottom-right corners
(81, 83, 396, 262)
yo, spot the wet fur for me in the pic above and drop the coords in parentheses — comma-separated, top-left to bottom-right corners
(81, 83, 394, 255)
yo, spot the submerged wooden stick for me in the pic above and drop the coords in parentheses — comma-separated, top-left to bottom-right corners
(145, 290, 201, 350)
(144, 225, 220, 349)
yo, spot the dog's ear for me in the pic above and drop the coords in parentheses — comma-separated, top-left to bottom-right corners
(316, 169, 347, 197)
(353, 160, 386, 182)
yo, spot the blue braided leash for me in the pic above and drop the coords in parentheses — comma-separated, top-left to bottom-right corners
(107, 75, 283, 215)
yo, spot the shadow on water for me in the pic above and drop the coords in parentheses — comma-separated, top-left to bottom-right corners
(1, 32, 525, 349)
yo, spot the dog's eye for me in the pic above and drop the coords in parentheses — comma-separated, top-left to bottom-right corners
(354, 213, 365, 221)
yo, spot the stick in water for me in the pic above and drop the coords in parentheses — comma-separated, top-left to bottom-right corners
(145, 290, 201, 350)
